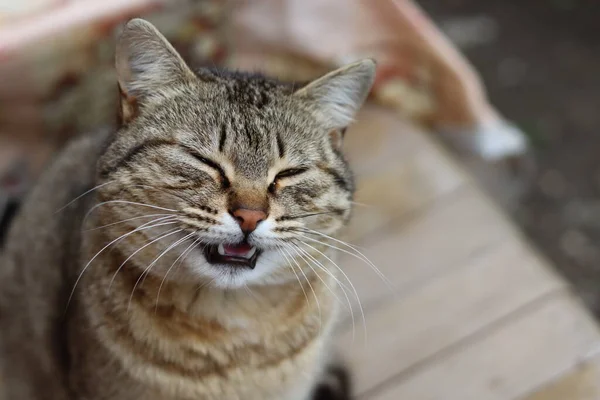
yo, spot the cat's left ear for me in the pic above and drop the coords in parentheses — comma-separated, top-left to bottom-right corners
(294, 59, 376, 130)
(115, 18, 196, 123)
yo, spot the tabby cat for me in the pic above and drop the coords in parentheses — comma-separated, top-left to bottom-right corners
(0, 19, 375, 400)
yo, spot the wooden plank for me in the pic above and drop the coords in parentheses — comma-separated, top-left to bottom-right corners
(335, 186, 517, 308)
(346, 148, 467, 242)
(363, 294, 600, 400)
(335, 238, 564, 394)
(518, 352, 600, 400)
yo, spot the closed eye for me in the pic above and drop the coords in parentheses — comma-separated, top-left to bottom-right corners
(269, 167, 309, 194)
(275, 167, 308, 180)
(181, 145, 230, 188)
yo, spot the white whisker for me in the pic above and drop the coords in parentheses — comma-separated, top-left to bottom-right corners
(275, 244, 311, 312)
(296, 228, 392, 289)
(282, 242, 352, 335)
(83, 200, 178, 226)
(290, 242, 354, 300)
(285, 241, 357, 342)
(293, 239, 366, 343)
(278, 244, 322, 330)
(292, 244, 352, 293)
(285, 242, 353, 339)
(66, 217, 179, 311)
(154, 234, 202, 311)
(108, 227, 182, 292)
(127, 231, 195, 311)
(56, 180, 116, 213)
(85, 213, 174, 232)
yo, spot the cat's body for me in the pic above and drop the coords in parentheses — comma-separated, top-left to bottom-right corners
(1, 131, 335, 400)
(0, 19, 375, 400)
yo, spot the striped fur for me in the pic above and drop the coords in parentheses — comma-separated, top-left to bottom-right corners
(0, 19, 375, 400)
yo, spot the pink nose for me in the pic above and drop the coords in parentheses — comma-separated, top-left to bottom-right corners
(231, 208, 267, 233)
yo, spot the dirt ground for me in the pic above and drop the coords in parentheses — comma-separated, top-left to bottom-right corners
(419, 0, 600, 316)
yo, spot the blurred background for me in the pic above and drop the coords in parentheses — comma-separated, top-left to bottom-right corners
(420, 0, 600, 316)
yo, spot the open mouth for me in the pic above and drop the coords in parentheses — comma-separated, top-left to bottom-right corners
(203, 242, 261, 269)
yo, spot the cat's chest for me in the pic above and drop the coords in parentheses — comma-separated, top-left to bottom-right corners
(82, 264, 339, 399)
(119, 330, 328, 400)
(88, 300, 335, 400)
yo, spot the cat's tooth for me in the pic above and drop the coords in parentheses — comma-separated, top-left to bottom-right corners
(245, 246, 257, 259)
(218, 243, 226, 256)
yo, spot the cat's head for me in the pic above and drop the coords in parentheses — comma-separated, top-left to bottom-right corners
(97, 19, 375, 288)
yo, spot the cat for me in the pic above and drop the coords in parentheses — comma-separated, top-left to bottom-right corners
(0, 19, 375, 400)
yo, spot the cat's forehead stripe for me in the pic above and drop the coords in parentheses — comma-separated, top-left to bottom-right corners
(218, 124, 227, 153)
(276, 132, 285, 159)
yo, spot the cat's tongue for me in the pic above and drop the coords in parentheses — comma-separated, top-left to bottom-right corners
(219, 243, 256, 258)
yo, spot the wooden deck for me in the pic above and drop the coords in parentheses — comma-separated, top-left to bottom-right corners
(336, 105, 600, 400)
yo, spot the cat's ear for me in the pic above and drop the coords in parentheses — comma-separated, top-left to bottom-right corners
(294, 59, 376, 129)
(115, 19, 195, 122)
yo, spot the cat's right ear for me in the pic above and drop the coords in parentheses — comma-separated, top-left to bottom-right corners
(115, 19, 195, 123)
